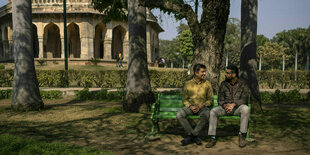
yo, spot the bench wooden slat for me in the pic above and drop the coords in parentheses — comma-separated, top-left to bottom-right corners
(159, 95, 183, 100)
(159, 99, 183, 104)
(159, 107, 180, 112)
(159, 103, 184, 108)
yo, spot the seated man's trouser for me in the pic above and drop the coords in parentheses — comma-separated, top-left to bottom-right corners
(177, 106, 210, 136)
(208, 104, 250, 135)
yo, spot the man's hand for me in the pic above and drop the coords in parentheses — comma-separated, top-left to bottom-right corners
(225, 103, 236, 113)
(190, 105, 199, 113)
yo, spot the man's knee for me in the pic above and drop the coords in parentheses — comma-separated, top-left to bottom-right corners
(200, 109, 210, 119)
(177, 109, 186, 119)
(210, 109, 217, 117)
(240, 105, 250, 115)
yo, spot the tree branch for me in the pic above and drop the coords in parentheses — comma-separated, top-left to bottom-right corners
(141, 0, 200, 37)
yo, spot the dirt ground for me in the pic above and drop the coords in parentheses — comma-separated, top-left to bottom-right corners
(0, 98, 309, 155)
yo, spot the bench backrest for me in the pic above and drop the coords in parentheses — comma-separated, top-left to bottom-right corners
(156, 94, 250, 114)
(157, 94, 218, 113)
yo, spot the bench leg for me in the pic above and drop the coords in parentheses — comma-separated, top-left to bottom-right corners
(151, 119, 159, 136)
(246, 125, 250, 141)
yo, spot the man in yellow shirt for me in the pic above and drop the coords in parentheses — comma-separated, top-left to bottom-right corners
(177, 64, 213, 146)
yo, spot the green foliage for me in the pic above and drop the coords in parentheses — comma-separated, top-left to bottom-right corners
(0, 69, 13, 86)
(0, 64, 5, 70)
(224, 18, 241, 66)
(0, 134, 111, 154)
(261, 89, 308, 104)
(257, 70, 310, 89)
(0, 69, 308, 89)
(36, 70, 69, 87)
(0, 89, 12, 100)
(272, 27, 310, 70)
(90, 57, 101, 66)
(40, 90, 62, 99)
(178, 29, 194, 63)
(258, 42, 289, 70)
(37, 59, 47, 66)
(0, 90, 62, 100)
(92, 0, 127, 23)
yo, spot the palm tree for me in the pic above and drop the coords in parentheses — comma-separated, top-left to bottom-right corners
(11, 0, 43, 111)
(124, 0, 154, 112)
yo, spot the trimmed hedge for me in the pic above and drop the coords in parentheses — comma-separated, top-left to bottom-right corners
(0, 69, 309, 89)
(257, 70, 310, 89)
(261, 89, 310, 104)
(0, 90, 62, 100)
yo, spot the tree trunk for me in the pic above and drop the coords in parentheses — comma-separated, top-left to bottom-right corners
(295, 51, 298, 81)
(282, 55, 285, 71)
(259, 56, 261, 70)
(306, 54, 309, 71)
(191, 0, 230, 92)
(171, 62, 173, 68)
(182, 58, 185, 69)
(125, 0, 154, 112)
(225, 50, 229, 67)
(11, 0, 44, 111)
(240, 0, 261, 112)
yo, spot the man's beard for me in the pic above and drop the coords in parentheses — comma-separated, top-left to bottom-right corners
(225, 77, 232, 82)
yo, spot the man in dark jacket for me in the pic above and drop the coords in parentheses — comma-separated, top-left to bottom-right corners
(205, 65, 250, 148)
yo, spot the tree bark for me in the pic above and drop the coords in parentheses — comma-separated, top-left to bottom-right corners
(191, 0, 230, 92)
(240, 0, 261, 112)
(295, 51, 298, 81)
(11, 0, 44, 111)
(306, 54, 309, 71)
(282, 55, 285, 71)
(125, 0, 154, 112)
(259, 56, 262, 70)
(142, 0, 230, 92)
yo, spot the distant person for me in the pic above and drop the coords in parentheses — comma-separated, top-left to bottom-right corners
(205, 65, 250, 148)
(118, 52, 124, 68)
(161, 58, 166, 67)
(177, 64, 213, 146)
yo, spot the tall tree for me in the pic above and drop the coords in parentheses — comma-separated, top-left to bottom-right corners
(124, 0, 154, 112)
(240, 0, 261, 112)
(256, 34, 269, 70)
(11, 0, 43, 111)
(224, 18, 241, 67)
(178, 29, 194, 68)
(141, 0, 230, 91)
(258, 42, 289, 70)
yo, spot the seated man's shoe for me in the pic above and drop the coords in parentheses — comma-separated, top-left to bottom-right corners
(205, 138, 216, 148)
(193, 136, 202, 145)
(181, 135, 194, 146)
(238, 134, 247, 148)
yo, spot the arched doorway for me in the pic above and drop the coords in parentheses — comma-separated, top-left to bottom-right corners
(112, 25, 126, 59)
(32, 24, 39, 58)
(67, 23, 81, 58)
(43, 23, 61, 58)
(94, 23, 106, 59)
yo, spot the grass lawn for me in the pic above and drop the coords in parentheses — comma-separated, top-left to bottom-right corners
(0, 98, 309, 154)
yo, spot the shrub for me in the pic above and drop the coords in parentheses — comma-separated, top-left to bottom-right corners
(40, 90, 62, 99)
(89, 58, 100, 66)
(0, 89, 12, 100)
(260, 91, 272, 103)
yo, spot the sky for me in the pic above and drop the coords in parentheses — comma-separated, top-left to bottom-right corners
(1, 0, 310, 40)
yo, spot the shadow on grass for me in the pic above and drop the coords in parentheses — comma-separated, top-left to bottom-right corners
(0, 101, 309, 154)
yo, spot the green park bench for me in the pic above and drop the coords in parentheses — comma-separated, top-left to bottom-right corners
(149, 94, 251, 141)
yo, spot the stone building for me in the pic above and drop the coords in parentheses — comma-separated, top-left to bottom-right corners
(0, 0, 163, 65)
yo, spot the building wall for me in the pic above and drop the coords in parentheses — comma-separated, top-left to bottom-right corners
(0, 1, 162, 64)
